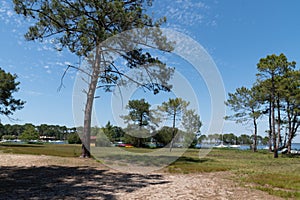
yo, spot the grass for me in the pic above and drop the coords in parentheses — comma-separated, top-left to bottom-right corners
(168, 148, 300, 199)
(0, 143, 299, 198)
(0, 143, 81, 157)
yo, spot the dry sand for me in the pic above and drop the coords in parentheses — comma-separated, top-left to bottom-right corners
(0, 153, 283, 200)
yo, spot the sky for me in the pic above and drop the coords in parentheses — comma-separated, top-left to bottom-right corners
(0, 0, 300, 142)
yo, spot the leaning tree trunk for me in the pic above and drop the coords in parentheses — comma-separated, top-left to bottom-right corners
(287, 115, 299, 154)
(81, 48, 101, 158)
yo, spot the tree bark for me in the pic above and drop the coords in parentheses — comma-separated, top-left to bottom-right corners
(271, 77, 278, 158)
(287, 115, 300, 154)
(252, 114, 258, 152)
(81, 48, 101, 158)
(170, 110, 176, 152)
(268, 100, 272, 152)
(286, 101, 292, 154)
(276, 97, 281, 150)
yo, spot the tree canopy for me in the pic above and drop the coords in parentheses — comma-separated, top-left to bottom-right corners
(225, 53, 300, 156)
(13, 0, 174, 157)
(0, 68, 25, 120)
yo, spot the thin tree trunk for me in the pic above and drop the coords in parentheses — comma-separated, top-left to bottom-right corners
(81, 48, 101, 158)
(268, 100, 273, 152)
(286, 101, 292, 153)
(253, 115, 258, 152)
(170, 111, 176, 152)
(271, 81, 278, 158)
(287, 136, 292, 153)
(137, 114, 143, 148)
(287, 115, 300, 154)
(276, 97, 281, 150)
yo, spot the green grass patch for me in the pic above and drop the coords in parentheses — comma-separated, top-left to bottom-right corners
(254, 186, 300, 199)
(0, 143, 81, 157)
(166, 148, 300, 198)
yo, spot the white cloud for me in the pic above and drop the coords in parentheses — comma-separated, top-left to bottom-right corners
(6, 10, 13, 17)
(64, 61, 72, 66)
(149, 0, 218, 36)
(25, 90, 43, 96)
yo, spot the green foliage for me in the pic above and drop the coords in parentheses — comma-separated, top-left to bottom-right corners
(13, 0, 166, 56)
(255, 53, 298, 156)
(158, 98, 190, 150)
(197, 135, 207, 143)
(67, 133, 82, 144)
(13, 0, 174, 157)
(261, 136, 270, 145)
(1, 135, 17, 140)
(124, 99, 151, 127)
(153, 126, 175, 145)
(37, 124, 69, 140)
(95, 130, 112, 147)
(0, 123, 77, 141)
(179, 131, 197, 148)
(182, 109, 202, 134)
(225, 86, 261, 123)
(222, 133, 237, 145)
(12, 0, 174, 94)
(100, 122, 125, 142)
(122, 99, 159, 147)
(238, 134, 252, 145)
(0, 68, 25, 118)
(256, 53, 295, 79)
(123, 125, 151, 146)
(19, 125, 39, 141)
(122, 98, 162, 132)
(226, 53, 300, 155)
(159, 98, 189, 121)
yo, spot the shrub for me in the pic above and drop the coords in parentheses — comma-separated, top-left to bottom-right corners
(67, 133, 82, 144)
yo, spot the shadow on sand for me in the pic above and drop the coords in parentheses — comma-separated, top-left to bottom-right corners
(0, 165, 170, 199)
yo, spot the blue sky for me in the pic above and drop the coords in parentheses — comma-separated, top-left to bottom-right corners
(0, 0, 299, 142)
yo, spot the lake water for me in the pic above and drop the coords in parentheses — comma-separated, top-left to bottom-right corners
(199, 143, 300, 150)
(239, 143, 300, 150)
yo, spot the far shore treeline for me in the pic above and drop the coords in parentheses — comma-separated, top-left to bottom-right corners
(0, 122, 269, 147)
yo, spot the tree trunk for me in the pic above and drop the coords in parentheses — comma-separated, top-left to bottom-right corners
(170, 111, 176, 152)
(285, 101, 292, 154)
(287, 115, 300, 154)
(276, 97, 281, 150)
(81, 48, 101, 158)
(271, 87, 278, 158)
(252, 115, 258, 152)
(137, 114, 143, 148)
(268, 100, 272, 152)
(287, 137, 292, 154)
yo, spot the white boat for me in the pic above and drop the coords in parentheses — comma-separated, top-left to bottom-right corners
(291, 150, 300, 155)
(215, 144, 228, 148)
(230, 144, 241, 148)
(214, 134, 228, 148)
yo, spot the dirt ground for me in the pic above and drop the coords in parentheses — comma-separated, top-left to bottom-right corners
(0, 153, 283, 200)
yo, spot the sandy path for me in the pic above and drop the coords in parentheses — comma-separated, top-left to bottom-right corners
(0, 153, 283, 200)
